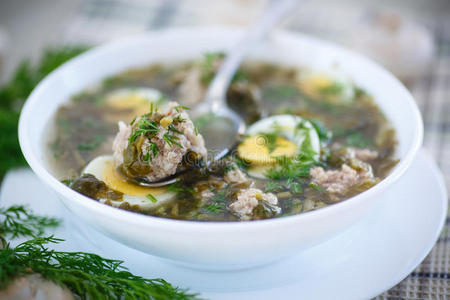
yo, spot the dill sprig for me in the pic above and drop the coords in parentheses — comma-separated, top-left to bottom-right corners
(0, 236, 201, 300)
(0, 205, 60, 240)
(265, 134, 318, 184)
(203, 190, 227, 214)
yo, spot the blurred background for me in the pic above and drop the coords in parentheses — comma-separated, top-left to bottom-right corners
(0, 0, 448, 83)
(0, 0, 449, 299)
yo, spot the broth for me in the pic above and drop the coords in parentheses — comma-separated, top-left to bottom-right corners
(48, 55, 397, 221)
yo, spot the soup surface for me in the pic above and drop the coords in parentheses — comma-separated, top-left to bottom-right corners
(48, 53, 398, 221)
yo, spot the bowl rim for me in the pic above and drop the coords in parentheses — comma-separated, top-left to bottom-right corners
(18, 26, 423, 231)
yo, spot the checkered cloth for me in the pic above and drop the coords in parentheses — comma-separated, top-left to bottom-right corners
(60, 0, 450, 298)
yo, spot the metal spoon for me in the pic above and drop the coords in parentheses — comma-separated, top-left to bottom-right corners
(135, 0, 301, 187)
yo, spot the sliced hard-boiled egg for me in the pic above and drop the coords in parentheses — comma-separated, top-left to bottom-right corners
(237, 115, 321, 179)
(297, 70, 355, 104)
(83, 155, 175, 211)
(237, 135, 297, 164)
(105, 87, 167, 122)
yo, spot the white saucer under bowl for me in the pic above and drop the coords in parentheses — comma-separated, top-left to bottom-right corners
(0, 149, 446, 300)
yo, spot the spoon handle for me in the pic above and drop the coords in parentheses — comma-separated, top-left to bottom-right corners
(204, 0, 301, 112)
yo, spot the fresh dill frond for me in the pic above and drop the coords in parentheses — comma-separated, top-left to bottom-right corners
(167, 182, 194, 196)
(163, 133, 183, 148)
(265, 135, 317, 181)
(265, 180, 284, 193)
(0, 205, 60, 240)
(0, 236, 201, 300)
(128, 117, 159, 144)
(203, 190, 227, 214)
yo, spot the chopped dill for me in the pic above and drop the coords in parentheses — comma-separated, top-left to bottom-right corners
(265, 180, 284, 193)
(146, 194, 158, 203)
(128, 117, 159, 144)
(265, 135, 317, 181)
(163, 133, 183, 148)
(203, 190, 227, 214)
(173, 105, 190, 112)
(167, 182, 194, 196)
(310, 182, 325, 192)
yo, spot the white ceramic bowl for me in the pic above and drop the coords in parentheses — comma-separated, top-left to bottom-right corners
(19, 27, 423, 270)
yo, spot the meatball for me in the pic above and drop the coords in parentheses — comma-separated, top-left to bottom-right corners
(112, 101, 207, 182)
(229, 188, 281, 221)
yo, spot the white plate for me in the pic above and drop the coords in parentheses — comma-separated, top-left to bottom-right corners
(0, 149, 446, 300)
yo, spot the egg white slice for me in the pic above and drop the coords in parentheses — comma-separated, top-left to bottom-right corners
(244, 115, 321, 179)
(83, 155, 175, 211)
(106, 87, 165, 105)
(105, 87, 168, 122)
(297, 70, 355, 104)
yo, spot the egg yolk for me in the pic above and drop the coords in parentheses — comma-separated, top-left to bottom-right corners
(102, 160, 166, 196)
(237, 135, 297, 165)
(106, 94, 154, 122)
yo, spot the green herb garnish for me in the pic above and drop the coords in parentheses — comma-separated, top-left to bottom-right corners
(265, 135, 317, 180)
(310, 182, 325, 192)
(146, 194, 158, 203)
(173, 105, 190, 112)
(0, 236, 200, 300)
(167, 182, 194, 195)
(128, 117, 159, 144)
(0, 205, 60, 240)
(265, 180, 284, 193)
(203, 190, 227, 214)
